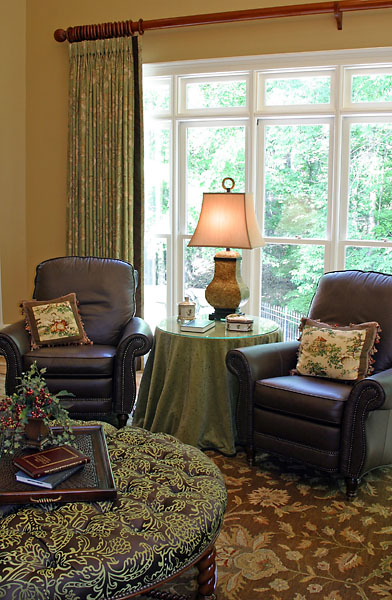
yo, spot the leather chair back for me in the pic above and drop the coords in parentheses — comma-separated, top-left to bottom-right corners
(33, 257, 137, 346)
(308, 270, 392, 373)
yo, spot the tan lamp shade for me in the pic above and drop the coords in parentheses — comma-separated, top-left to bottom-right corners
(188, 192, 264, 249)
(187, 186, 264, 320)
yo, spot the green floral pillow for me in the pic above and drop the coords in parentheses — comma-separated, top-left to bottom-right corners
(295, 318, 381, 381)
(21, 293, 92, 350)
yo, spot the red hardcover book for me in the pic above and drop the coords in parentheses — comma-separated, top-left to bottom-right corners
(13, 444, 90, 478)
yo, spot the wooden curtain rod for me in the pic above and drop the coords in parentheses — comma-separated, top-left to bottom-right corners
(54, 0, 392, 42)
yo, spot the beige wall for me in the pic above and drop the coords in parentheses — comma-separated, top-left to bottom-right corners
(2, 0, 392, 322)
(1, 1, 27, 323)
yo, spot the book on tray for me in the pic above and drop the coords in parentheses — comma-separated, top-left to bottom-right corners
(15, 464, 84, 489)
(13, 444, 90, 478)
(180, 318, 215, 333)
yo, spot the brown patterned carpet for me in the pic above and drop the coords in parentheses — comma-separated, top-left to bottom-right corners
(157, 450, 392, 600)
(211, 451, 392, 600)
(1, 358, 391, 599)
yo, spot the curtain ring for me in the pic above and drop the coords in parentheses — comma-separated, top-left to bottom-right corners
(138, 19, 144, 35)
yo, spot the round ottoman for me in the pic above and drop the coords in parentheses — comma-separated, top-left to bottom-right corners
(0, 424, 227, 600)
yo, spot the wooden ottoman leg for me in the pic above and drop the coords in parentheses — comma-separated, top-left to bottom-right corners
(196, 545, 217, 600)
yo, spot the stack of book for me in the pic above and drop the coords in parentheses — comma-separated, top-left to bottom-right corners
(14, 444, 90, 489)
(180, 318, 215, 333)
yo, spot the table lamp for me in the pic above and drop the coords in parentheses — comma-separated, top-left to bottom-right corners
(188, 177, 265, 320)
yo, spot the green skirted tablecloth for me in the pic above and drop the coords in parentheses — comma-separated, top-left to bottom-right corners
(0, 423, 227, 600)
(134, 317, 282, 455)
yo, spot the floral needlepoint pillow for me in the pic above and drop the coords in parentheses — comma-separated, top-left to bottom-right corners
(21, 293, 92, 350)
(294, 318, 381, 382)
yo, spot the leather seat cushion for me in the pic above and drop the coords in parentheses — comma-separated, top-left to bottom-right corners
(254, 408, 341, 453)
(254, 375, 353, 425)
(23, 344, 116, 376)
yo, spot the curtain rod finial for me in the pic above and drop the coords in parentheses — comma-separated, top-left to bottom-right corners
(54, 29, 67, 42)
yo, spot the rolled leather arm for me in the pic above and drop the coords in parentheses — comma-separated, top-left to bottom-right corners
(226, 341, 299, 384)
(117, 317, 153, 356)
(0, 320, 31, 395)
(341, 374, 388, 478)
(114, 317, 154, 416)
(226, 341, 299, 448)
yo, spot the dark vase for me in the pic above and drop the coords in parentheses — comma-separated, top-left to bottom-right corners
(24, 417, 50, 450)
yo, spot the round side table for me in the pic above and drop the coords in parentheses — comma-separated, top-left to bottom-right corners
(134, 317, 282, 455)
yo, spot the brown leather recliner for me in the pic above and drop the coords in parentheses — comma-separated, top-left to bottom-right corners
(226, 270, 392, 499)
(0, 257, 153, 428)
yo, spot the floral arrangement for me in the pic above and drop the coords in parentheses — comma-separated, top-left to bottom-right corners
(0, 362, 74, 455)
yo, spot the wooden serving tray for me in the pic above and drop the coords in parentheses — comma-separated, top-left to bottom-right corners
(0, 425, 117, 504)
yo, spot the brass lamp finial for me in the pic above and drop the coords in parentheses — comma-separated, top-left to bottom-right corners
(222, 177, 235, 192)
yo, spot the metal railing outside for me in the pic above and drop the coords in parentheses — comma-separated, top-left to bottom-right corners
(261, 303, 302, 341)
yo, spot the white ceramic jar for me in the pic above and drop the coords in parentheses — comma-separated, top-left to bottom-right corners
(177, 296, 196, 322)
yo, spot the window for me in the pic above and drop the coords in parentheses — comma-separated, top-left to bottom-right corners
(143, 49, 392, 335)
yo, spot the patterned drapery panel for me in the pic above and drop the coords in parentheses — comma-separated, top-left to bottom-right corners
(67, 37, 144, 314)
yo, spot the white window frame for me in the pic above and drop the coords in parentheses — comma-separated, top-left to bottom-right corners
(256, 67, 336, 113)
(143, 47, 392, 322)
(338, 114, 392, 266)
(177, 72, 250, 116)
(343, 65, 392, 110)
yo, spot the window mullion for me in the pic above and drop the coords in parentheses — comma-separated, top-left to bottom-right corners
(328, 64, 343, 272)
(174, 120, 187, 312)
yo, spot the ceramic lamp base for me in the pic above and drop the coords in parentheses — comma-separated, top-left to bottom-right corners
(205, 250, 249, 321)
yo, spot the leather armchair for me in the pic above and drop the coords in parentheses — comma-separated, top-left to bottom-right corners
(226, 270, 392, 499)
(0, 257, 153, 428)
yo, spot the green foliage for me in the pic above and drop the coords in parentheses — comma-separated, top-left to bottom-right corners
(265, 76, 330, 105)
(143, 80, 170, 112)
(348, 123, 392, 240)
(346, 247, 392, 274)
(264, 123, 329, 239)
(187, 80, 247, 109)
(0, 362, 74, 456)
(351, 74, 392, 103)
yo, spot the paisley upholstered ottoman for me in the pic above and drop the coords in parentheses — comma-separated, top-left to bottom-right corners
(0, 424, 227, 600)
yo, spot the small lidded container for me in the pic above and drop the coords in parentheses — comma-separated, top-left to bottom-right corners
(177, 296, 196, 322)
(225, 314, 254, 332)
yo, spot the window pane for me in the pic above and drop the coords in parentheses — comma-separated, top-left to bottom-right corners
(265, 76, 331, 105)
(352, 74, 392, 103)
(145, 124, 170, 234)
(186, 126, 246, 235)
(264, 123, 329, 238)
(186, 80, 247, 109)
(144, 78, 170, 112)
(345, 246, 392, 273)
(184, 245, 216, 315)
(347, 123, 392, 241)
(261, 243, 324, 314)
(261, 244, 324, 340)
(144, 239, 167, 330)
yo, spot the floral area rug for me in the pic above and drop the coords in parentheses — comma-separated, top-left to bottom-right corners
(156, 450, 392, 600)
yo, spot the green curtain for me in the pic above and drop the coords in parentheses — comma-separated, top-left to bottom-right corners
(67, 36, 144, 314)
